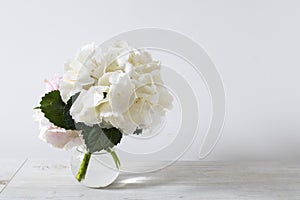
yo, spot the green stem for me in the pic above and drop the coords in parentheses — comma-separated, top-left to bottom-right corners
(107, 148, 120, 169)
(76, 152, 91, 182)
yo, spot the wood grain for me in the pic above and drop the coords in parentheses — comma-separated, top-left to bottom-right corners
(0, 159, 26, 194)
(1, 160, 300, 199)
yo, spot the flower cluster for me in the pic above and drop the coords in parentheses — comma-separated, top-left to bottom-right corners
(34, 41, 173, 149)
(60, 41, 173, 135)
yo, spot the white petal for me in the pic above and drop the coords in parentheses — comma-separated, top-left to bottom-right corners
(130, 50, 152, 65)
(157, 85, 173, 110)
(135, 84, 159, 105)
(109, 74, 135, 113)
(70, 86, 107, 125)
(76, 43, 96, 64)
(60, 59, 95, 102)
(98, 71, 121, 86)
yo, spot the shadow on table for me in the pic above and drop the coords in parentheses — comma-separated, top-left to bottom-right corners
(107, 165, 204, 190)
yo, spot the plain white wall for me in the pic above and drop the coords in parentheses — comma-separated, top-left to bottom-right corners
(0, 0, 299, 161)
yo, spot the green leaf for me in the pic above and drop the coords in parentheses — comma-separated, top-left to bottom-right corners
(63, 93, 80, 130)
(39, 90, 74, 130)
(78, 123, 122, 154)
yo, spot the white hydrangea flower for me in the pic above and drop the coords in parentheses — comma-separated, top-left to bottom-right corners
(60, 41, 173, 134)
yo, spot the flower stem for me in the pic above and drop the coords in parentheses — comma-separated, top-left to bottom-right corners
(76, 151, 91, 182)
(107, 148, 120, 169)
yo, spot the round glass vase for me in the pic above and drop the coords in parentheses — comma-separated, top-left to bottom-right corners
(71, 147, 120, 188)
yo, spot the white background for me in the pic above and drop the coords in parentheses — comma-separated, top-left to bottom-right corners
(0, 0, 299, 161)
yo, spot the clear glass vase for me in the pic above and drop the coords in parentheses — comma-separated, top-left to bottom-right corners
(71, 147, 120, 188)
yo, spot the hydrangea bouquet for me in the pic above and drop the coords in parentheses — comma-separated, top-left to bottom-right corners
(34, 41, 173, 183)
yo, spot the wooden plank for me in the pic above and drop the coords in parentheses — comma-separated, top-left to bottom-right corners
(1, 160, 300, 199)
(0, 159, 27, 193)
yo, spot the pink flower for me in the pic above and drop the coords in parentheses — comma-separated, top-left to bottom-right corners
(44, 75, 62, 92)
(40, 126, 82, 149)
(33, 103, 82, 150)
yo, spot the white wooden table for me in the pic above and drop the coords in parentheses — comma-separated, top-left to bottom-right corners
(1, 159, 300, 199)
